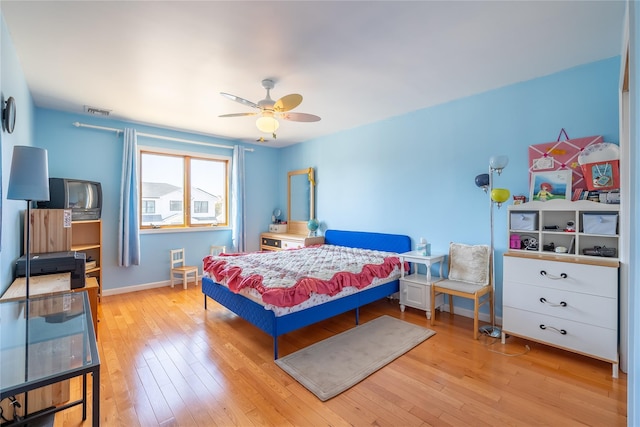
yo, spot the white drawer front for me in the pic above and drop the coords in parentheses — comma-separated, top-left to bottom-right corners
(281, 239, 304, 250)
(504, 256, 617, 298)
(503, 307, 617, 362)
(503, 282, 617, 329)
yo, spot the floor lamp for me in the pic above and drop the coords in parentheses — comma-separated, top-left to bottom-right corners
(475, 155, 509, 338)
(7, 146, 50, 384)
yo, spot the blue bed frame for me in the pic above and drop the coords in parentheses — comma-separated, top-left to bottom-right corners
(202, 229, 411, 359)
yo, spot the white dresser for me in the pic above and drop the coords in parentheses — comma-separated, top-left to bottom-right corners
(502, 253, 619, 377)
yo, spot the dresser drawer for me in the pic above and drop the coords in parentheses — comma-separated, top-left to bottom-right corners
(503, 256, 617, 297)
(261, 237, 281, 249)
(281, 239, 304, 250)
(502, 307, 617, 362)
(503, 282, 617, 329)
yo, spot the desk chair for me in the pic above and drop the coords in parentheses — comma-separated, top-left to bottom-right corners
(431, 243, 492, 339)
(170, 248, 199, 290)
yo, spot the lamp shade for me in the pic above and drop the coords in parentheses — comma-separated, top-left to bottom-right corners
(489, 155, 509, 171)
(490, 188, 510, 204)
(256, 116, 280, 133)
(475, 173, 489, 188)
(7, 146, 50, 201)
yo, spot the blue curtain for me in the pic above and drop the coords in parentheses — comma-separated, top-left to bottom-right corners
(118, 128, 140, 266)
(231, 145, 246, 253)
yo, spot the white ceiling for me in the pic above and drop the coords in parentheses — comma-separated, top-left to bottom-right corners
(1, 1, 626, 147)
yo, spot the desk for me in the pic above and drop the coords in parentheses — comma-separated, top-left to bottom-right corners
(398, 251, 446, 319)
(0, 292, 100, 426)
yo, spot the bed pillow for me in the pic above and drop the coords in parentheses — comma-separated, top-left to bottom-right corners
(448, 243, 490, 286)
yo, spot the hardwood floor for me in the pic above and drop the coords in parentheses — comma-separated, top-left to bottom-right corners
(53, 284, 626, 426)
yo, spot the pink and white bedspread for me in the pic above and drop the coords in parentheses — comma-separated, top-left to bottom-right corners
(202, 245, 402, 313)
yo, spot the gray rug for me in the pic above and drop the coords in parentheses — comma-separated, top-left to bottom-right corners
(275, 315, 436, 401)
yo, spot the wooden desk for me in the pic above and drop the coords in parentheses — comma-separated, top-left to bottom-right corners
(1, 273, 99, 338)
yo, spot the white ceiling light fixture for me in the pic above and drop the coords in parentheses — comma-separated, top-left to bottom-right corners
(256, 115, 279, 134)
(220, 78, 320, 140)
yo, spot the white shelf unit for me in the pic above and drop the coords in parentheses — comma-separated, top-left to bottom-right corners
(508, 199, 619, 261)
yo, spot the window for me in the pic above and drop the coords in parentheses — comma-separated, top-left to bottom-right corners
(193, 201, 208, 213)
(169, 201, 182, 212)
(140, 150, 229, 229)
(142, 200, 155, 214)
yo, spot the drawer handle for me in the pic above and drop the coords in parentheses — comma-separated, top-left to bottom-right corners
(539, 324, 567, 335)
(539, 297, 567, 308)
(539, 270, 568, 279)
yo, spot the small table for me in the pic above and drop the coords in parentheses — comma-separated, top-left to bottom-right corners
(0, 292, 100, 426)
(398, 251, 446, 319)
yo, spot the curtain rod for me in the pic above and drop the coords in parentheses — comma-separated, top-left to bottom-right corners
(72, 122, 254, 151)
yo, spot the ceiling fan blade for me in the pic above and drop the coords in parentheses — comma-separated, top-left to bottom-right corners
(218, 112, 257, 118)
(274, 94, 303, 112)
(280, 112, 321, 122)
(220, 92, 258, 109)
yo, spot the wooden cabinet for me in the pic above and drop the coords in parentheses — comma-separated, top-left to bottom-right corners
(260, 232, 324, 251)
(71, 219, 103, 296)
(28, 209, 103, 297)
(502, 254, 619, 377)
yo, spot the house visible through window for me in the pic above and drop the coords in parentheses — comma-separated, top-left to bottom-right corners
(194, 201, 208, 213)
(142, 200, 156, 214)
(140, 149, 229, 229)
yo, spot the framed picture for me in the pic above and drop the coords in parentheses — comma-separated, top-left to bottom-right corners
(530, 170, 572, 201)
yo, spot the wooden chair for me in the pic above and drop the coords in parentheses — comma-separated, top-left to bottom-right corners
(430, 242, 492, 339)
(209, 245, 226, 256)
(170, 248, 199, 289)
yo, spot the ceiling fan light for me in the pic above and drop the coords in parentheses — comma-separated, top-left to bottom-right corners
(256, 116, 279, 133)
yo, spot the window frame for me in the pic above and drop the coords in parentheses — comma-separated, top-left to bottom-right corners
(139, 146, 231, 230)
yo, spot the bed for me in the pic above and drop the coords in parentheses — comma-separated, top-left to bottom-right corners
(201, 229, 411, 358)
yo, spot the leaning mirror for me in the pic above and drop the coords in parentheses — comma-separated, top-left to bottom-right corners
(287, 167, 315, 235)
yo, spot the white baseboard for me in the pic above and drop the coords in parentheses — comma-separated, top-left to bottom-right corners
(101, 279, 198, 296)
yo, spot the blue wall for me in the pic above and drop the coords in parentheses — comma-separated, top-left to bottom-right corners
(1, 13, 37, 295)
(34, 109, 279, 291)
(282, 56, 620, 317)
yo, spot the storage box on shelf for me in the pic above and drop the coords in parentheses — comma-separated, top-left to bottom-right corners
(503, 199, 620, 377)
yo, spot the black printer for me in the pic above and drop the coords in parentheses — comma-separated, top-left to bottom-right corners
(16, 251, 86, 289)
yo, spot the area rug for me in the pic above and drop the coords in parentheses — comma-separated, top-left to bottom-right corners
(275, 315, 435, 401)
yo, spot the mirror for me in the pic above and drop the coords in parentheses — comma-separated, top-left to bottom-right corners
(287, 167, 315, 235)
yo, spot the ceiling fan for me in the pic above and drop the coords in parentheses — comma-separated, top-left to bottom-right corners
(219, 79, 321, 139)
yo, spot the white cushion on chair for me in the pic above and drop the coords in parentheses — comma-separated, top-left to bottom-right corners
(434, 278, 487, 294)
(448, 243, 490, 286)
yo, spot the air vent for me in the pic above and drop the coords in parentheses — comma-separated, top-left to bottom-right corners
(84, 105, 111, 116)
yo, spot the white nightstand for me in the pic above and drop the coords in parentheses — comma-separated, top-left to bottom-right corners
(398, 251, 446, 319)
